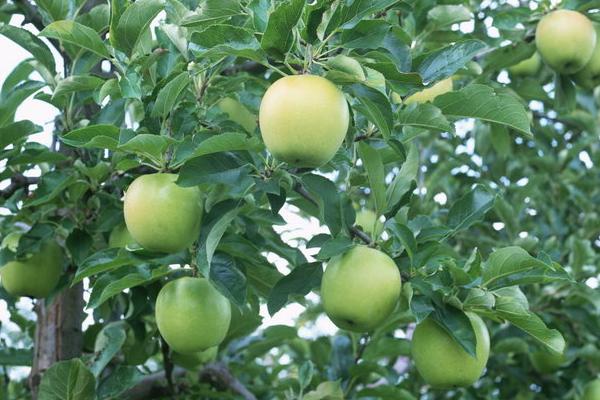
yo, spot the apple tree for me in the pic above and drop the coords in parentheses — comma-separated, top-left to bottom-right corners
(0, 0, 599, 399)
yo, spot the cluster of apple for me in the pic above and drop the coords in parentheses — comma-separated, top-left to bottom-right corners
(511, 9, 600, 91)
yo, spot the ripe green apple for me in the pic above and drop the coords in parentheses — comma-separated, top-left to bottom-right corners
(0, 240, 62, 298)
(529, 349, 565, 374)
(321, 245, 401, 332)
(411, 312, 490, 388)
(536, 10, 596, 74)
(509, 53, 542, 76)
(583, 379, 600, 400)
(155, 277, 231, 353)
(124, 173, 202, 253)
(218, 97, 257, 133)
(574, 26, 600, 89)
(172, 346, 218, 370)
(259, 74, 349, 168)
(108, 224, 137, 248)
(355, 209, 384, 238)
(404, 78, 453, 104)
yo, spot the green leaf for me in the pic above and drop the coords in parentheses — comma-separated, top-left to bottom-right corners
(177, 153, 253, 188)
(0, 81, 46, 127)
(190, 25, 266, 63)
(24, 171, 76, 207)
(483, 247, 571, 289)
(387, 221, 416, 263)
(397, 103, 453, 133)
(447, 184, 495, 234)
(427, 5, 473, 30)
(0, 25, 56, 72)
(89, 323, 127, 376)
(97, 366, 143, 400)
(204, 209, 239, 271)
(434, 84, 532, 137)
(114, 0, 165, 55)
(261, 0, 305, 57)
(0, 348, 33, 366)
(385, 144, 417, 216)
(358, 142, 386, 214)
(151, 72, 191, 118)
(210, 253, 247, 307)
(431, 305, 477, 357)
(40, 20, 110, 58)
(418, 40, 486, 84)
(66, 229, 93, 266)
(304, 380, 344, 400)
(53, 75, 104, 98)
(267, 262, 323, 315)
(118, 134, 177, 165)
(324, 0, 398, 36)
(302, 174, 354, 236)
(38, 359, 95, 400)
(73, 248, 133, 284)
(60, 125, 121, 150)
(494, 292, 566, 354)
(181, 0, 242, 26)
(315, 236, 355, 260)
(349, 84, 393, 139)
(37, 0, 71, 22)
(185, 133, 263, 161)
(0, 120, 42, 150)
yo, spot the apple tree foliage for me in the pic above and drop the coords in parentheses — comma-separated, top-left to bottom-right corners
(0, 0, 599, 399)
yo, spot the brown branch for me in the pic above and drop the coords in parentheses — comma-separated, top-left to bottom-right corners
(0, 174, 38, 198)
(221, 61, 266, 76)
(13, 0, 45, 31)
(160, 338, 175, 395)
(124, 363, 257, 400)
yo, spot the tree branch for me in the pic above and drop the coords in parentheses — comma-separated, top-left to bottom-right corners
(0, 174, 38, 198)
(200, 362, 257, 400)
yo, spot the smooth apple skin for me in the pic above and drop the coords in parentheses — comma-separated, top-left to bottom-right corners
(259, 75, 349, 168)
(574, 26, 600, 90)
(108, 224, 137, 248)
(321, 245, 401, 332)
(124, 173, 202, 253)
(411, 312, 490, 388)
(582, 379, 600, 400)
(536, 10, 596, 74)
(529, 349, 565, 374)
(0, 240, 62, 298)
(509, 53, 542, 76)
(404, 78, 453, 104)
(155, 277, 231, 354)
(355, 209, 384, 238)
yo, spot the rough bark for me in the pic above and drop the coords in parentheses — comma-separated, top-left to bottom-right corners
(28, 282, 84, 398)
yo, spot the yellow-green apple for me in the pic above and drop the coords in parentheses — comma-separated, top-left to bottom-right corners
(108, 224, 137, 248)
(583, 379, 600, 400)
(404, 78, 453, 104)
(124, 173, 202, 253)
(536, 10, 596, 74)
(0, 240, 62, 298)
(218, 98, 257, 133)
(155, 277, 231, 353)
(321, 245, 401, 332)
(259, 75, 349, 167)
(355, 209, 384, 238)
(411, 312, 490, 388)
(509, 53, 542, 76)
(574, 26, 600, 89)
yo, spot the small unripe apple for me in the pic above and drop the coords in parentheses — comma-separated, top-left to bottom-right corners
(321, 245, 401, 332)
(536, 10, 596, 74)
(218, 98, 257, 133)
(583, 379, 600, 400)
(108, 224, 137, 248)
(529, 349, 566, 374)
(155, 277, 231, 353)
(574, 26, 600, 89)
(124, 173, 202, 253)
(509, 53, 542, 76)
(411, 312, 490, 388)
(355, 209, 384, 238)
(259, 75, 349, 168)
(0, 240, 63, 298)
(404, 78, 453, 105)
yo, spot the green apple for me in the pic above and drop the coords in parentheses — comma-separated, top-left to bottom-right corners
(574, 26, 600, 89)
(259, 74, 349, 168)
(321, 245, 401, 332)
(404, 78, 453, 105)
(155, 277, 231, 353)
(355, 209, 384, 238)
(172, 346, 218, 370)
(529, 349, 565, 374)
(124, 173, 202, 253)
(218, 97, 257, 133)
(536, 10, 596, 74)
(583, 379, 600, 400)
(0, 240, 62, 298)
(411, 312, 490, 388)
(509, 53, 542, 76)
(108, 224, 137, 248)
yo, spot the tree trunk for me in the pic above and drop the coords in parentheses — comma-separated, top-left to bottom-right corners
(28, 282, 84, 398)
